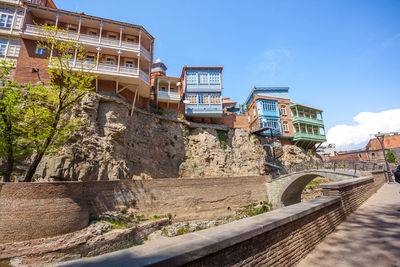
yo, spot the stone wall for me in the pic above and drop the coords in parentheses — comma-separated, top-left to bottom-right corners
(33, 93, 268, 181)
(0, 182, 88, 243)
(73, 171, 386, 267)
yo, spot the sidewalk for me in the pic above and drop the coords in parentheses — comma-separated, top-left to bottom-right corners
(297, 183, 400, 267)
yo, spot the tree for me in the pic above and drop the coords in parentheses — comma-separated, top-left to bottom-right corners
(0, 61, 26, 182)
(386, 150, 396, 164)
(22, 24, 95, 182)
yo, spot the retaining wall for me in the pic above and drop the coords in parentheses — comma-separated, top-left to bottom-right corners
(0, 176, 268, 243)
(63, 170, 387, 267)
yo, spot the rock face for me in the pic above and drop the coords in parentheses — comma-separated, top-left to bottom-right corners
(35, 93, 268, 181)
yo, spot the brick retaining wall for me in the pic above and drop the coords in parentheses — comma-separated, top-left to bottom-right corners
(0, 176, 268, 243)
(63, 171, 387, 267)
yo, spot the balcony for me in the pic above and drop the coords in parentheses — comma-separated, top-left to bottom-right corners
(186, 83, 221, 92)
(185, 104, 223, 118)
(49, 60, 150, 85)
(292, 115, 324, 127)
(293, 132, 327, 142)
(23, 24, 151, 61)
(157, 91, 180, 102)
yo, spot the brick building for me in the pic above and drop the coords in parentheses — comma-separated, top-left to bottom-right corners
(4, 0, 154, 110)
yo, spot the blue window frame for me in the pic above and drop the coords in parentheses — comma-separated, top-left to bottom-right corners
(0, 8, 14, 28)
(35, 45, 46, 55)
(0, 39, 7, 55)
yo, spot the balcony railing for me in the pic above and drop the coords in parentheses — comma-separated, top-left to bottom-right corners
(50, 60, 150, 85)
(185, 103, 223, 114)
(293, 132, 327, 142)
(292, 115, 324, 126)
(157, 91, 180, 101)
(23, 24, 151, 61)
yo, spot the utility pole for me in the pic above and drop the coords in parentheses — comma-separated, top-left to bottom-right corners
(375, 132, 394, 183)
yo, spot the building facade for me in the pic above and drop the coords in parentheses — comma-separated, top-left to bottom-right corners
(245, 87, 294, 140)
(150, 59, 181, 112)
(4, 0, 154, 110)
(222, 97, 237, 115)
(290, 103, 327, 149)
(181, 66, 223, 120)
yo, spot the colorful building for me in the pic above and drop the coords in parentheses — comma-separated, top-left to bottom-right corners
(245, 87, 294, 141)
(222, 97, 237, 115)
(181, 66, 223, 119)
(7, 0, 154, 110)
(150, 59, 181, 112)
(290, 103, 326, 149)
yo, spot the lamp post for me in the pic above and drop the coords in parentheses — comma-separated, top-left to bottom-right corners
(375, 132, 394, 183)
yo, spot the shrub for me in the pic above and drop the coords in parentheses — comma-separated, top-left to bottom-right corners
(387, 150, 396, 163)
(216, 130, 228, 150)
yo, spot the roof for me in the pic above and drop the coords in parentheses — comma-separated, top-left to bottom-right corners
(245, 86, 290, 105)
(290, 103, 323, 112)
(222, 98, 237, 104)
(25, 3, 154, 40)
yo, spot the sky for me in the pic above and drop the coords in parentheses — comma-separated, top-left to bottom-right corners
(56, 0, 400, 151)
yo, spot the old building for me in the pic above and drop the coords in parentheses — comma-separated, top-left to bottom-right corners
(245, 87, 294, 143)
(290, 103, 327, 149)
(10, 0, 154, 110)
(150, 59, 181, 112)
(222, 97, 237, 115)
(181, 66, 223, 122)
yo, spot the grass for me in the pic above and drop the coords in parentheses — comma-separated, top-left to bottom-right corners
(303, 178, 331, 191)
(216, 130, 228, 150)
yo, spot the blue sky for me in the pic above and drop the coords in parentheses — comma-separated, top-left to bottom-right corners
(56, 0, 400, 150)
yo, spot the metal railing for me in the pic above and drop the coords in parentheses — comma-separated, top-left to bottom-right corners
(269, 160, 385, 180)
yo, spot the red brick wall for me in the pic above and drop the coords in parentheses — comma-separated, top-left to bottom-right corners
(219, 114, 249, 131)
(367, 135, 400, 150)
(14, 39, 50, 84)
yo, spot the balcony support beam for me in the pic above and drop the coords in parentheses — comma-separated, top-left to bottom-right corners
(77, 17, 82, 41)
(117, 84, 129, 94)
(117, 50, 121, 72)
(49, 13, 60, 62)
(131, 88, 138, 116)
(115, 79, 118, 94)
(95, 76, 98, 92)
(96, 47, 101, 70)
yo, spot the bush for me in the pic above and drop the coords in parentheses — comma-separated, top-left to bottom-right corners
(387, 150, 396, 163)
(216, 130, 228, 150)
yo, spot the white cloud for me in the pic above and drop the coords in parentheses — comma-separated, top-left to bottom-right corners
(326, 109, 400, 151)
(258, 48, 292, 77)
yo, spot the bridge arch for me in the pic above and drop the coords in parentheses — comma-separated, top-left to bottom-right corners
(267, 170, 359, 208)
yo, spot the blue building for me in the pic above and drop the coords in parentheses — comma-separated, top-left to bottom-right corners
(181, 67, 223, 118)
(245, 87, 291, 137)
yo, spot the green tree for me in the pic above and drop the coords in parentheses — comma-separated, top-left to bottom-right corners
(0, 61, 27, 182)
(386, 150, 396, 164)
(22, 24, 95, 182)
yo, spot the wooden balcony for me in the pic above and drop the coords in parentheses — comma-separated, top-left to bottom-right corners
(49, 60, 150, 85)
(23, 24, 151, 61)
(157, 91, 180, 102)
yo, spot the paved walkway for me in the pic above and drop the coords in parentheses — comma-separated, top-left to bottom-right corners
(297, 183, 400, 267)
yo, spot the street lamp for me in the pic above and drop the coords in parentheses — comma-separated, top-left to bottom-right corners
(375, 132, 394, 183)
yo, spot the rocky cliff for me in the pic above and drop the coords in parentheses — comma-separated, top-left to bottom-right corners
(35, 93, 269, 181)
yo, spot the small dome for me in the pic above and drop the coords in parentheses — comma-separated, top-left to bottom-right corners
(155, 58, 162, 63)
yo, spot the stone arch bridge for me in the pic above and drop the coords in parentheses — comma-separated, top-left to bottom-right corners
(267, 169, 361, 208)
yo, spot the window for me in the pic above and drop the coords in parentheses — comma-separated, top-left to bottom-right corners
(35, 45, 46, 55)
(125, 60, 134, 68)
(7, 40, 21, 57)
(161, 87, 166, 92)
(107, 33, 118, 40)
(262, 101, 276, 112)
(67, 25, 77, 32)
(209, 94, 220, 104)
(199, 73, 208, 84)
(87, 29, 98, 36)
(14, 11, 23, 29)
(198, 94, 204, 104)
(170, 87, 175, 92)
(0, 8, 14, 28)
(0, 39, 7, 55)
(187, 94, 197, 104)
(126, 36, 136, 43)
(209, 72, 220, 84)
(105, 57, 115, 65)
(283, 121, 289, 132)
(186, 73, 197, 84)
(203, 94, 209, 104)
(281, 105, 286, 115)
(85, 53, 95, 62)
